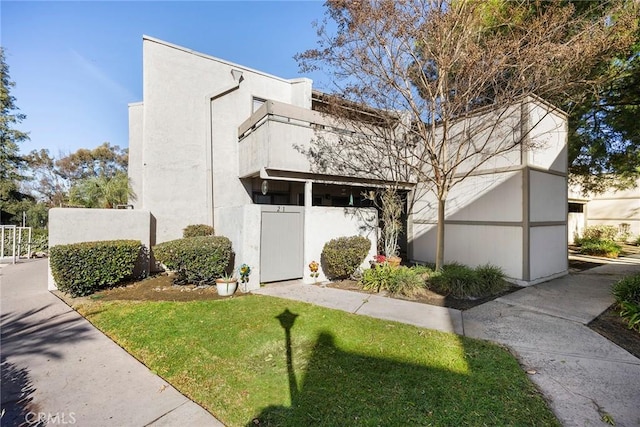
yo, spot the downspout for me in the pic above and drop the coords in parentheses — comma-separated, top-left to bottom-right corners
(205, 69, 244, 226)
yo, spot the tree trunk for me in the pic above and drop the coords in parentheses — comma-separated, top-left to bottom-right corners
(436, 196, 445, 270)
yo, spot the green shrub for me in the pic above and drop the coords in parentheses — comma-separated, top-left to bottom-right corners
(612, 274, 640, 332)
(153, 236, 232, 284)
(362, 264, 426, 297)
(30, 228, 49, 253)
(578, 239, 621, 258)
(321, 235, 371, 280)
(50, 240, 143, 297)
(580, 225, 618, 242)
(428, 263, 507, 299)
(362, 263, 394, 293)
(474, 264, 507, 292)
(183, 224, 215, 238)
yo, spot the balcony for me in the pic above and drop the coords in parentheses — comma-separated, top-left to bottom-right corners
(238, 100, 413, 184)
(238, 100, 320, 178)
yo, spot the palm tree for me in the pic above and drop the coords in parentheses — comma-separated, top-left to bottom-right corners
(69, 171, 135, 208)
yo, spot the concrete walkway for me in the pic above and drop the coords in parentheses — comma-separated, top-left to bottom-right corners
(255, 260, 640, 427)
(0, 259, 223, 427)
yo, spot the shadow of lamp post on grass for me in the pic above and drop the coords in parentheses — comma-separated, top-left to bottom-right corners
(275, 309, 300, 406)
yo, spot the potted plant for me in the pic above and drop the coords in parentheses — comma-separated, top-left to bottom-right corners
(215, 272, 238, 296)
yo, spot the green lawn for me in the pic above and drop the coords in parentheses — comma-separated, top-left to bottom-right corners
(81, 295, 559, 426)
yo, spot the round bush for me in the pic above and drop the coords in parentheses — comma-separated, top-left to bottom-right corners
(183, 224, 215, 238)
(153, 236, 232, 284)
(321, 235, 371, 280)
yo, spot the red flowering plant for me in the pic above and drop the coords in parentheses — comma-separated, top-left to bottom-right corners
(374, 254, 387, 264)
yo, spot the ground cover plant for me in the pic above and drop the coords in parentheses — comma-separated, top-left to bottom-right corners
(612, 273, 640, 332)
(358, 262, 507, 302)
(574, 225, 622, 258)
(577, 239, 621, 258)
(79, 295, 558, 426)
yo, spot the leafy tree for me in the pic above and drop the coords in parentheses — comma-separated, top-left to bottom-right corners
(25, 148, 69, 207)
(0, 47, 31, 224)
(68, 171, 134, 208)
(56, 142, 127, 181)
(25, 143, 129, 207)
(567, 26, 640, 194)
(297, 0, 637, 269)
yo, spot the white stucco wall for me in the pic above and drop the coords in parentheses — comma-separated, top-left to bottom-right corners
(530, 225, 568, 282)
(527, 100, 568, 173)
(411, 222, 524, 279)
(529, 171, 567, 223)
(214, 205, 262, 291)
(128, 102, 144, 209)
(586, 182, 640, 237)
(138, 36, 313, 244)
(409, 97, 568, 284)
(48, 208, 152, 290)
(304, 207, 378, 283)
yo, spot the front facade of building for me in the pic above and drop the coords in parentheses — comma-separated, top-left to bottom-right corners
(125, 36, 568, 288)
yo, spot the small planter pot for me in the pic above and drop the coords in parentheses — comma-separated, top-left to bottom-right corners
(215, 279, 238, 296)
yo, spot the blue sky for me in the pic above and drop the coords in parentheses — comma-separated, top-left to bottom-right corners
(1, 1, 328, 156)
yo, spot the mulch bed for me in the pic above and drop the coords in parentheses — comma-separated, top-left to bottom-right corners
(588, 306, 640, 359)
(90, 273, 249, 302)
(323, 279, 521, 311)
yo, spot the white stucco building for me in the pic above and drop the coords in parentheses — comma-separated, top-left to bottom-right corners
(50, 36, 570, 290)
(128, 36, 570, 287)
(568, 180, 640, 244)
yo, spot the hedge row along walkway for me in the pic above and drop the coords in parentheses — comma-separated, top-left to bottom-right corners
(0, 259, 223, 427)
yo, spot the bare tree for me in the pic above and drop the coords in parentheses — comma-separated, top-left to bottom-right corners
(297, 0, 637, 269)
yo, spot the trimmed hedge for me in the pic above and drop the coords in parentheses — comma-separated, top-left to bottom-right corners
(153, 236, 232, 284)
(183, 224, 215, 238)
(50, 240, 143, 297)
(321, 235, 371, 280)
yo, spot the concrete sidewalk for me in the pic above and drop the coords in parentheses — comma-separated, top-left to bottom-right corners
(0, 259, 223, 427)
(256, 261, 640, 427)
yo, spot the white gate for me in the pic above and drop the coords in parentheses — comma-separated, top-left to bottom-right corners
(260, 206, 304, 282)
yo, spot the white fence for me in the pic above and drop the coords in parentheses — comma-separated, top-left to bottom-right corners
(1, 226, 32, 264)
